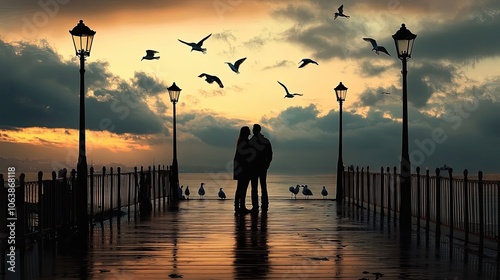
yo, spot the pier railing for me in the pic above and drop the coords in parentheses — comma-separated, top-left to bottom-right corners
(0, 165, 171, 245)
(343, 166, 500, 247)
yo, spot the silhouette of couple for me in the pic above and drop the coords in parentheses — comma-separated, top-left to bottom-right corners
(233, 124, 273, 215)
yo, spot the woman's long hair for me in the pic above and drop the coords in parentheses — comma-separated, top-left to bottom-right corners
(237, 126, 251, 145)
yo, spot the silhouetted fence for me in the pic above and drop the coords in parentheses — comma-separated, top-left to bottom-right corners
(0, 165, 171, 246)
(343, 166, 500, 246)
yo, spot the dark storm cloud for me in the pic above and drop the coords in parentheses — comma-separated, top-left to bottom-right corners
(358, 85, 400, 107)
(275, 0, 500, 63)
(358, 60, 462, 108)
(416, 15, 500, 62)
(357, 60, 395, 78)
(180, 113, 244, 148)
(132, 72, 169, 96)
(267, 102, 500, 174)
(405, 62, 460, 108)
(266, 104, 319, 127)
(0, 39, 166, 135)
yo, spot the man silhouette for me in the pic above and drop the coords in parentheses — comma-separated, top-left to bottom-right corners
(249, 124, 273, 212)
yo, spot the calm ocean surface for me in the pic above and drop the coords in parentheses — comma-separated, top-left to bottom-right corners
(178, 172, 337, 200)
(15, 172, 337, 200)
(15, 171, 500, 200)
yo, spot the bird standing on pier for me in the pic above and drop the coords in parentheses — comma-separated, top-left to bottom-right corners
(218, 188, 226, 199)
(302, 185, 313, 199)
(289, 185, 300, 199)
(198, 183, 206, 199)
(321, 186, 328, 199)
(178, 33, 212, 54)
(185, 186, 190, 199)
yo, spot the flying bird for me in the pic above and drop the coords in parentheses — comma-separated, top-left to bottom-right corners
(198, 73, 224, 88)
(298, 58, 318, 68)
(141, 50, 160, 61)
(218, 188, 226, 200)
(185, 186, 190, 199)
(289, 185, 300, 199)
(198, 183, 205, 199)
(178, 33, 212, 54)
(277, 81, 303, 98)
(334, 5, 350, 19)
(226, 57, 247, 73)
(363, 38, 391, 56)
(302, 185, 313, 199)
(380, 92, 391, 95)
(321, 186, 328, 199)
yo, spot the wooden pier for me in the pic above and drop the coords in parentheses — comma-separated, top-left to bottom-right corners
(5, 198, 500, 279)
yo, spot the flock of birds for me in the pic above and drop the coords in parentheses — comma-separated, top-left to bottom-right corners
(289, 185, 329, 199)
(177, 183, 329, 200)
(140, 4, 390, 98)
(178, 183, 227, 200)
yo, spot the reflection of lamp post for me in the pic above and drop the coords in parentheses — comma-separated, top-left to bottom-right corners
(334, 82, 348, 202)
(70, 20, 95, 233)
(392, 23, 416, 233)
(168, 82, 181, 201)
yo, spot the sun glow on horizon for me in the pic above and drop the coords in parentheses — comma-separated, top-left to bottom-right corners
(0, 127, 158, 153)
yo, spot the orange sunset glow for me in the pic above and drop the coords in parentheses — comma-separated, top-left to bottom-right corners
(1, 0, 499, 175)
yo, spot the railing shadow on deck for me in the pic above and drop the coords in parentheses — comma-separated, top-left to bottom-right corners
(341, 166, 500, 257)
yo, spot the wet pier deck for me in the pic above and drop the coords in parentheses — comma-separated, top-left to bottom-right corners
(14, 198, 500, 279)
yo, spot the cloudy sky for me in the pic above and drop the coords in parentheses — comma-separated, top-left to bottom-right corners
(1, 0, 499, 175)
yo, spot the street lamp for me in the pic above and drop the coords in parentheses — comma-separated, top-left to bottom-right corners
(334, 82, 348, 203)
(392, 23, 416, 233)
(168, 82, 182, 202)
(70, 19, 95, 233)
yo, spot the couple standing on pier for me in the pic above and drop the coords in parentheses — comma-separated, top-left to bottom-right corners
(233, 124, 273, 215)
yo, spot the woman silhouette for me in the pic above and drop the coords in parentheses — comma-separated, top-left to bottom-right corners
(233, 126, 254, 214)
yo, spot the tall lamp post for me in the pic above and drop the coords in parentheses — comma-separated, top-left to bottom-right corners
(168, 82, 182, 202)
(334, 82, 348, 202)
(70, 20, 95, 233)
(392, 24, 416, 233)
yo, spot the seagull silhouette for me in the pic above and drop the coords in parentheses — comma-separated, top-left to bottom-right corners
(178, 33, 212, 54)
(298, 58, 318, 68)
(289, 185, 300, 199)
(226, 57, 247, 74)
(198, 183, 205, 199)
(302, 185, 313, 199)
(198, 73, 224, 88)
(363, 38, 391, 56)
(277, 81, 303, 98)
(185, 186, 190, 199)
(334, 5, 350, 19)
(141, 50, 160, 61)
(321, 186, 328, 199)
(218, 188, 226, 199)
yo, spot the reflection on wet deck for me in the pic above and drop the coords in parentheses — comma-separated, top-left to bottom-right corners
(17, 199, 500, 279)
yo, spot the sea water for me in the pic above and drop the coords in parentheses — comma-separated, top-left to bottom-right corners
(178, 172, 336, 200)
